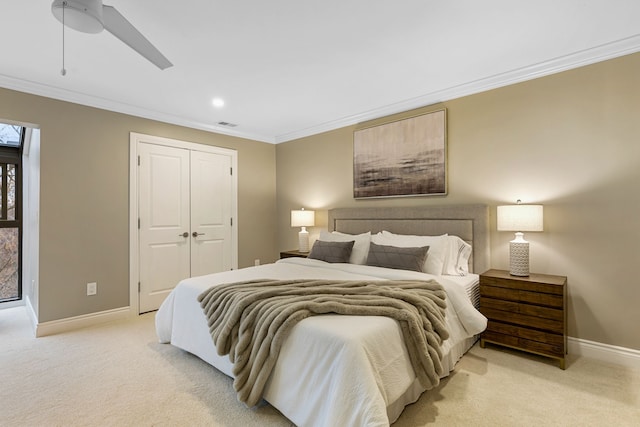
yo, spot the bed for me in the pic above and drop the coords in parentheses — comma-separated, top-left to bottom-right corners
(156, 204, 489, 426)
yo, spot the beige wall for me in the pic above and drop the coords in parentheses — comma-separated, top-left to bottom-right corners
(276, 52, 640, 351)
(2, 51, 638, 350)
(0, 88, 278, 322)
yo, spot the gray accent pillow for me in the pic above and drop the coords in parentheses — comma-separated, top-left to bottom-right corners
(308, 240, 355, 263)
(366, 242, 430, 272)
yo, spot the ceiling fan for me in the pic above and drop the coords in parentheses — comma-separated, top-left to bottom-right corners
(51, 0, 172, 70)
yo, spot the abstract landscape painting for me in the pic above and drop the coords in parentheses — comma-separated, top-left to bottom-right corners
(353, 109, 446, 198)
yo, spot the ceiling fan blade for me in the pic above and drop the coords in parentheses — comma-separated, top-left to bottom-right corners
(102, 5, 172, 70)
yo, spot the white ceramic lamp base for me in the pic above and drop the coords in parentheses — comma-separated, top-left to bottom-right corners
(298, 227, 310, 253)
(509, 232, 530, 276)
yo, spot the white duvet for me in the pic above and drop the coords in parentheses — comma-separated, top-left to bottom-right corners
(156, 258, 486, 427)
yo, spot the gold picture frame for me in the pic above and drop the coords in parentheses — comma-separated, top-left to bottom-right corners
(353, 108, 447, 198)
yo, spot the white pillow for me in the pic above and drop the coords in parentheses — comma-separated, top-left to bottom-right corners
(442, 235, 472, 276)
(372, 231, 447, 275)
(319, 230, 371, 265)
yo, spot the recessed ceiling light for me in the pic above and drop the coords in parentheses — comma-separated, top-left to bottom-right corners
(212, 97, 225, 108)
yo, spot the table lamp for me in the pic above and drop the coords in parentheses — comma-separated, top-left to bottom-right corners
(497, 201, 543, 276)
(291, 208, 315, 253)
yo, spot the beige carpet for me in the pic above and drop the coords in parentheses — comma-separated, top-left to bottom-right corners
(1, 306, 638, 426)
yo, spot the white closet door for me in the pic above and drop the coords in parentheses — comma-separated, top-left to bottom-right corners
(190, 150, 233, 277)
(138, 143, 190, 313)
(137, 141, 235, 313)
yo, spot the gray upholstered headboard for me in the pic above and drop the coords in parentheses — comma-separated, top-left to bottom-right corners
(328, 205, 489, 274)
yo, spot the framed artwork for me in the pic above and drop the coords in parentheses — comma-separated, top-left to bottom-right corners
(353, 108, 447, 198)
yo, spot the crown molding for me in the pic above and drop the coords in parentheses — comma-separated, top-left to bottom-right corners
(0, 74, 275, 144)
(2, 33, 640, 145)
(275, 33, 640, 143)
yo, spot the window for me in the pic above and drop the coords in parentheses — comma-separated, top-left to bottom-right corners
(0, 123, 23, 303)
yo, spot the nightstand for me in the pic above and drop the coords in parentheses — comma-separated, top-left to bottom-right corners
(279, 250, 309, 259)
(479, 269, 567, 369)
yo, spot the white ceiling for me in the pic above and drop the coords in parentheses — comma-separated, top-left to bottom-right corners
(2, 1, 640, 143)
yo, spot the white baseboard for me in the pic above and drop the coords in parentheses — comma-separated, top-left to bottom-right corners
(35, 306, 131, 337)
(568, 336, 640, 371)
(25, 296, 38, 336)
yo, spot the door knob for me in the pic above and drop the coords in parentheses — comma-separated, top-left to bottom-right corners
(179, 232, 189, 238)
(192, 232, 205, 237)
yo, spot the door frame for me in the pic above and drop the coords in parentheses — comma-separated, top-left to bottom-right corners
(128, 132, 238, 316)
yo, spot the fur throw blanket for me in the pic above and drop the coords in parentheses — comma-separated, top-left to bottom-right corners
(198, 278, 449, 407)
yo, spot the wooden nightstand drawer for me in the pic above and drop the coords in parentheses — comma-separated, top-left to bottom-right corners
(482, 331, 564, 358)
(480, 285, 563, 308)
(480, 275, 563, 296)
(480, 297, 563, 321)
(486, 320, 564, 347)
(479, 269, 567, 369)
(480, 306, 564, 334)
(480, 297, 564, 322)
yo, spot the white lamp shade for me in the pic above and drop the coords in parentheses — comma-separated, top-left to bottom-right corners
(291, 209, 315, 227)
(497, 205, 543, 232)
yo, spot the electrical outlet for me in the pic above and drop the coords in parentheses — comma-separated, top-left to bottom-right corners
(254, 259, 260, 266)
(87, 282, 97, 296)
